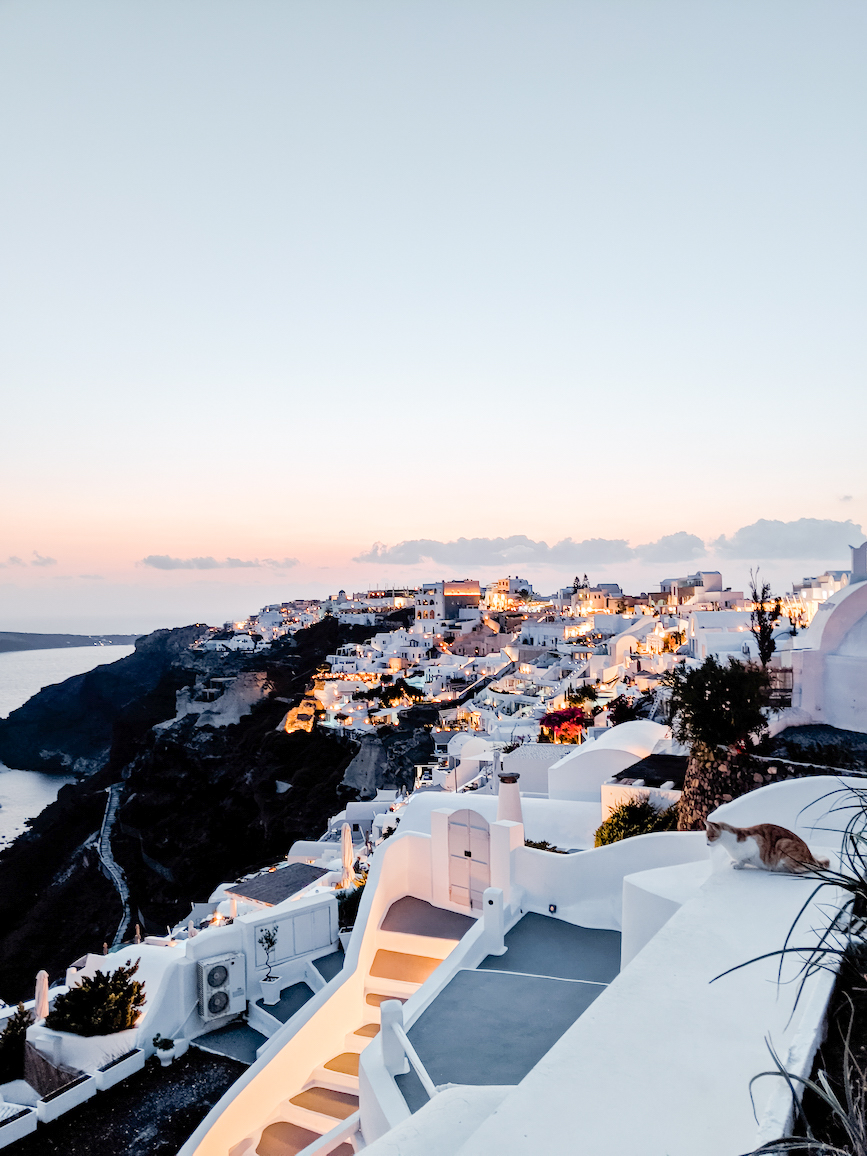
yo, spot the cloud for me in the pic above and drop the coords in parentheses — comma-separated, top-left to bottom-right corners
(712, 518, 865, 560)
(79, 574, 104, 580)
(31, 552, 57, 567)
(142, 554, 298, 571)
(262, 557, 299, 569)
(841, 495, 853, 502)
(634, 532, 706, 563)
(355, 535, 635, 567)
(7, 556, 26, 567)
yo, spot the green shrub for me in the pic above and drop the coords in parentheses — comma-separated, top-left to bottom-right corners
(46, 960, 145, 1037)
(524, 839, 566, 854)
(594, 797, 679, 847)
(0, 1003, 34, 1082)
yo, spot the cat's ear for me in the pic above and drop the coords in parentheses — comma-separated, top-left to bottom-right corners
(706, 822, 718, 839)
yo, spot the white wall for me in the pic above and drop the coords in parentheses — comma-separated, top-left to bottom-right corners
(500, 744, 563, 794)
(548, 747, 639, 802)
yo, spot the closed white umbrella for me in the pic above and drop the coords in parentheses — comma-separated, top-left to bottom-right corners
(341, 822, 355, 889)
(34, 970, 49, 1020)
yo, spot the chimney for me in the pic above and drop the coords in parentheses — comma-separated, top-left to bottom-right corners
(497, 772, 523, 825)
(851, 542, 867, 585)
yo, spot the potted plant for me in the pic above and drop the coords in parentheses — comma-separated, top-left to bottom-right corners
(152, 1033, 175, 1067)
(258, 926, 281, 1004)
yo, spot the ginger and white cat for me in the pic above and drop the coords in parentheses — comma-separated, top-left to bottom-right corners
(706, 819, 830, 873)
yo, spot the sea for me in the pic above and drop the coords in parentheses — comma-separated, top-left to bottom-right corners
(0, 645, 135, 846)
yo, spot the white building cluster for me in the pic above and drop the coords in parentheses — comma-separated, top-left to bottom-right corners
(4, 550, 867, 1154)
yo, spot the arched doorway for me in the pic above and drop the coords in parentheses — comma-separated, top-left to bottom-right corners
(447, 809, 490, 911)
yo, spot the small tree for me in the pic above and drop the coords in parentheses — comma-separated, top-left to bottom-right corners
(566, 685, 598, 706)
(664, 656, 772, 830)
(47, 961, 145, 1037)
(258, 926, 278, 979)
(608, 695, 641, 726)
(663, 656, 770, 755)
(749, 568, 781, 667)
(0, 1003, 34, 1082)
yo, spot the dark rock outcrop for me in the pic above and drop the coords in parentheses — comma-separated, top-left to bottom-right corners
(0, 626, 205, 775)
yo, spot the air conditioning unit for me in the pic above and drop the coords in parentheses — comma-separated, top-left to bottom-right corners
(197, 953, 246, 1022)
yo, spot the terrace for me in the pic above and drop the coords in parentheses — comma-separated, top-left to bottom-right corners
(394, 913, 620, 1111)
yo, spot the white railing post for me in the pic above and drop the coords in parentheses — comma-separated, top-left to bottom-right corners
(380, 999, 409, 1076)
(483, 887, 506, 956)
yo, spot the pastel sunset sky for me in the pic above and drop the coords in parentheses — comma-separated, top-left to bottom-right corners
(1, 1, 865, 632)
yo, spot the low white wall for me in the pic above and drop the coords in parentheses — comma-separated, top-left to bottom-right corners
(500, 745, 563, 794)
(600, 782, 681, 821)
(512, 831, 708, 930)
(620, 859, 711, 968)
(548, 748, 639, 802)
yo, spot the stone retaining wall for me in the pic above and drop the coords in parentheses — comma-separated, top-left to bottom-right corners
(677, 746, 842, 831)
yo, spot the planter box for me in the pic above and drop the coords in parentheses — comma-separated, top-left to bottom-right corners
(0, 1107, 37, 1149)
(259, 976, 282, 1005)
(37, 1074, 96, 1123)
(94, 1047, 145, 1091)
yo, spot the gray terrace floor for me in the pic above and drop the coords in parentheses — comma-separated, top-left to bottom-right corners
(396, 914, 620, 1113)
(314, 949, 345, 982)
(193, 1023, 268, 1065)
(478, 912, 621, 983)
(381, 895, 476, 939)
(255, 981, 315, 1024)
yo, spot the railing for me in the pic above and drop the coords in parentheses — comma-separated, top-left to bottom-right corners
(393, 1024, 438, 1100)
(380, 999, 438, 1102)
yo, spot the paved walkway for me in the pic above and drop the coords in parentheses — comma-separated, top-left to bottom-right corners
(98, 783, 132, 947)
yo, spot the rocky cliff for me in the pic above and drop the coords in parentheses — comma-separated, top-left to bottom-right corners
(0, 626, 205, 775)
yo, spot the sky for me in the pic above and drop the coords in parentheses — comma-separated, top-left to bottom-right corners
(1, 0, 865, 633)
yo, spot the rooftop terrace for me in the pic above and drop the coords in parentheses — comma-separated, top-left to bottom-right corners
(396, 913, 620, 1112)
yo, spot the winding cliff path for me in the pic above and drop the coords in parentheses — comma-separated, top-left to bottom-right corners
(98, 783, 132, 947)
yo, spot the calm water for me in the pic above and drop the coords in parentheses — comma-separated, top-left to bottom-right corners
(0, 645, 135, 845)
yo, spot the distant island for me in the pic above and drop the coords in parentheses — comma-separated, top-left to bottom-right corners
(0, 631, 140, 655)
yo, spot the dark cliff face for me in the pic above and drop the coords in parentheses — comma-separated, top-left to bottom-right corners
(0, 616, 422, 1001)
(0, 626, 205, 775)
(114, 708, 359, 930)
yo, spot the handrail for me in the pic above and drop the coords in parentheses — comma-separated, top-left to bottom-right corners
(394, 1023, 438, 1100)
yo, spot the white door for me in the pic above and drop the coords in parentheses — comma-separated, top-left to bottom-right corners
(448, 809, 490, 910)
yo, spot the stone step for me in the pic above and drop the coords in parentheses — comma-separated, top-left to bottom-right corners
(252, 1119, 319, 1156)
(324, 1052, 360, 1077)
(374, 927, 460, 960)
(368, 948, 443, 984)
(309, 1053, 360, 1094)
(364, 992, 409, 1018)
(288, 1085, 359, 1124)
(344, 1023, 380, 1051)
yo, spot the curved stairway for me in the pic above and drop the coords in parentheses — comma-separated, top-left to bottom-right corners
(235, 897, 474, 1156)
